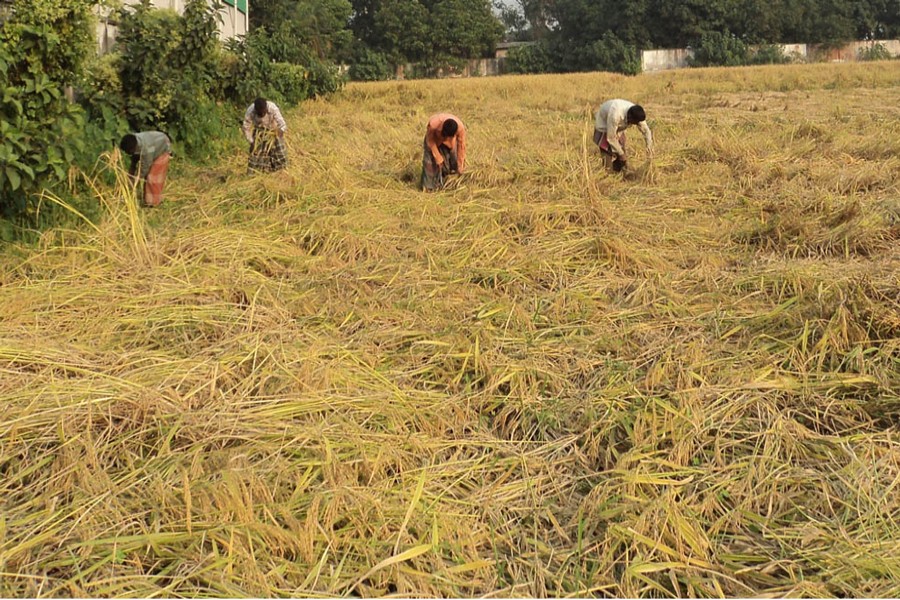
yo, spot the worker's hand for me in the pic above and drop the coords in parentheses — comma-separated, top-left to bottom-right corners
(612, 157, 627, 172)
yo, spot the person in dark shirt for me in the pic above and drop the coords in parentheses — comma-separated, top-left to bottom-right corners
(120, 131, 172, 207)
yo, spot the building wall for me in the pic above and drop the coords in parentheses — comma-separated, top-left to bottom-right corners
(641, 48, 695, 72)
(96, 0, 249, 54)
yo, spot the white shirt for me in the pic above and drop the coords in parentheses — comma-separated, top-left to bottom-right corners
(594, 99, 653, 157)
(242, 101, 288, 144)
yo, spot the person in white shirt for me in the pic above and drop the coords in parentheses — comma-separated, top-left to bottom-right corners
(242, 97, 288, 173)
(593, 99, 653, 172)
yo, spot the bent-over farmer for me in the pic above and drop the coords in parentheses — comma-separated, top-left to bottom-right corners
(421, 113, 466, 191)
(120, 131, 171, 207)
(242, 97, 288, 173)
(594, 99, 653, 172)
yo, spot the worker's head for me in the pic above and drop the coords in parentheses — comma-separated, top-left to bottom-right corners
(441, 119, 458, 138)
(626, 105, 646, 125)
(119, 134, 139, 156)
(254, 97, 268, 118)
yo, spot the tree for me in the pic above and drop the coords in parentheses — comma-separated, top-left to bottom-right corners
(374, 0, 430, 63)
(430, 0, 505, 64)
(250, 0, 353, 62)
(493, 0, 552, 41)
(349, 0, 502, 71)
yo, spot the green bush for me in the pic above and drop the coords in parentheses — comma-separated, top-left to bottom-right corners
(749, 43, 791, 65)
(115, 0, 221, 148)
(348, 45, 393, 81)
(857, 43, 892, 61)
(588, 32, 641, 75)
(506, 42, 552, 74)
(78, 53, 130, 153)
(0, 0, 95, 227)
(689, 31, 750, 67)
(223, 30, 342, 104)
(548, 32, 639, 75)
(270, 62, 312, 104)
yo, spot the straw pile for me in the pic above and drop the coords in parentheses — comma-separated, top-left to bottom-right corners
(1, 62, 899, 597)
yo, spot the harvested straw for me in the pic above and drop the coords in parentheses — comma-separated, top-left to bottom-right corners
(1, 62, 899, 597)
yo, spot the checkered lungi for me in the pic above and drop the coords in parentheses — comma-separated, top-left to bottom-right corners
(248, 130, 288, 173)
(421, 138, 458, 191)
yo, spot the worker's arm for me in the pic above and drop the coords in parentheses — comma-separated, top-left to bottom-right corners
(271, 104, 287, 137)
(241, 107, 255, 144)
(639, 121, 653, 155)
(456, 127, 466, 173)
(427, 130, 443, 166)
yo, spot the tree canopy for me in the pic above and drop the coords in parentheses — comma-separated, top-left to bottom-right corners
(500, 0, 899, 74)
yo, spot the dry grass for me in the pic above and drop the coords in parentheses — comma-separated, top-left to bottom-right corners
(1, 62, 899, 597)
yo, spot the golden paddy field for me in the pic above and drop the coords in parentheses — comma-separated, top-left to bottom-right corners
(1, 62, 899, 597)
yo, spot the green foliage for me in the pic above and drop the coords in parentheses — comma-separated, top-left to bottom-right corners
(857, 42, 893, 61)
(586, 31, 642, 74)
(115, 0, 221, 141)
(350, 0, 504, 69)
(374, 0, 430, 64)
(270, 62, 313, 104)
(547, 30, 640, 75)
(347, 45, 393, 81)
(0, 0, 95, 224)
(689, 31, 750, 67)
(223, 31, 341, 103)
(3, 0, 96, 85)
(502, 0, 897, 75)
(748, 43, 792, 65)
(429, 0, 504, 65)
(506, 42, 552, 74)
(250, 0, 352, 63)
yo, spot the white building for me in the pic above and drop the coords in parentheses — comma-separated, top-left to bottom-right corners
(97, 0, 249, 54)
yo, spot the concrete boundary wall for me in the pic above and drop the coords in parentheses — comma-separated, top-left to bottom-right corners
(392, 39, 898, 79)
(641, 40, 900, 72)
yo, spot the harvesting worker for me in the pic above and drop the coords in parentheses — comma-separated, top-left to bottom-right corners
(242, 97, 288, 173)
(421, 113, 466, 191)
(120, 131, 172, 207)
(594, 99, 653, 172)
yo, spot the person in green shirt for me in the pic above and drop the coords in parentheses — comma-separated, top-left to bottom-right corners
(119, 131, 172, 207)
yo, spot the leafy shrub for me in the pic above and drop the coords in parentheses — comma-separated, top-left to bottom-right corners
(588, 32, 641, 75)
(78, 53, 130, 152)
(223, 30, 342, 103)
(857, 43, 892, 61)
(548, 32, 639, 75)
(689, 31, 750, 67)
(303, 59, 344, 97)
(749, 43, 791, 65)
(506, 42, 552, 74)
(0, 0, 94, 226)
(348, 45, 393, 81)
(270, 62, 312, 104)
(115, 0, 221, 147)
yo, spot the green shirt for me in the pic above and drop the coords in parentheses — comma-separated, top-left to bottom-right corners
(133, 131, 171, 179)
